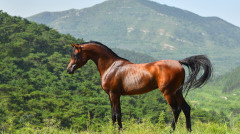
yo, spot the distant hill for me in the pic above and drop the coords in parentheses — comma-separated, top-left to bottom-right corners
(27, 0, 240, 75)
(212, 65, 240, 93)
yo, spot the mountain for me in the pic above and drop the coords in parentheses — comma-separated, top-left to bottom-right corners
(27, 0, 240, 75)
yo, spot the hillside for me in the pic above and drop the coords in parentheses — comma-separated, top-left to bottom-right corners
(212, 65, 240, 93)
(27, 0, 240, 75)
(188, 84, 240, 120)
(187, 65, 240, 120)
(0, 11, 162, 132)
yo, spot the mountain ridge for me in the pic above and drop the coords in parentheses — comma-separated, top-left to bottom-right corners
(27, 0, 240, 75)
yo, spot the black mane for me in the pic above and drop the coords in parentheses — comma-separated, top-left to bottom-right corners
(79, 41, 127, 60)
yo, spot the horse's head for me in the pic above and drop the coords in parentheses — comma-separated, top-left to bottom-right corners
(67, 43, 88, 74)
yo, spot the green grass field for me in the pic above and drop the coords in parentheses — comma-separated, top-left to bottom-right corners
(6, 117, 240, 134)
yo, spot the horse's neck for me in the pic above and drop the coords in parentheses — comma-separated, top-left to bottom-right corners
(83, 45, 120, 76)
(95, 57, 117, 76)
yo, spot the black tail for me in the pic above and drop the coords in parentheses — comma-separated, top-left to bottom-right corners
(179, 55, 213, 96)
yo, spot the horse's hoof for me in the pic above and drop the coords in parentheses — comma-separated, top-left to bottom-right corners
(187, 128, 192, 132)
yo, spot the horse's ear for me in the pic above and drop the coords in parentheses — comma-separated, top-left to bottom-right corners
(71, 43, 79, 48)
(71, 43, 74, 47)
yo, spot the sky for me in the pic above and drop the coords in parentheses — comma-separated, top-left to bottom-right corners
(0, 0, 240, 27)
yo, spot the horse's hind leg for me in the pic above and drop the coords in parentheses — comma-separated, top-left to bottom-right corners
(171, 104, 181, 130)
(181, 98, 191, 132)
(164, 94, 181, 131)
(175, 91, 192, 132)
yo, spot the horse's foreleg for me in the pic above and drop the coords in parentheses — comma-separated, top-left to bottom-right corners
(116, 105, 122, 130)
(109, 98, 116, 125)
(109, 92, 122, 130)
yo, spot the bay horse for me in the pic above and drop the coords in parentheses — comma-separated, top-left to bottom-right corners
(67, 41, 212, 132)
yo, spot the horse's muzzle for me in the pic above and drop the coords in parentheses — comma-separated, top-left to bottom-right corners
(67, 69, 74, 74)
(67, 64, 76, 74)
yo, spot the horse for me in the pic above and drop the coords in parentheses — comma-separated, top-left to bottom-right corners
(67, 41, 213, 132)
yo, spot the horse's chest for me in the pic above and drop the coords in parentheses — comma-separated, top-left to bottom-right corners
(101, 69, 119, 93)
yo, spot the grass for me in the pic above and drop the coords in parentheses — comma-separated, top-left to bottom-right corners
(4, 117, 239, 134)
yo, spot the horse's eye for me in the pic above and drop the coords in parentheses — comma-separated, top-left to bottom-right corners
(73, 54, 78, 59)
(74, 53, 81, 60)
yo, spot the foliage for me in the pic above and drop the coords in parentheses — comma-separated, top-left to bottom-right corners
(211, 66, 240, 93)
(188, 84, 240, 124)
(187, 65, 240, 121)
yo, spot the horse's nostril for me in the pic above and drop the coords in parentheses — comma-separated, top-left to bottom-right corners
(67, 68, 72, 74)
(67, 69, 74, 74)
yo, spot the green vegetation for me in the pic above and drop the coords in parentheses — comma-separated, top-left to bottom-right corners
(188, 69, 240, 123)
(7, 117, 240, 134)
(212, 66, 240, 93)
(0, 11, 240, 133)
(188, 64, 240, 118)
(27, 0, 240, 75)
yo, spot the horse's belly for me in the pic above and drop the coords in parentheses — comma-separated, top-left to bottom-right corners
(121, 73, 157, 95)
(122, 85, 157, 95)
